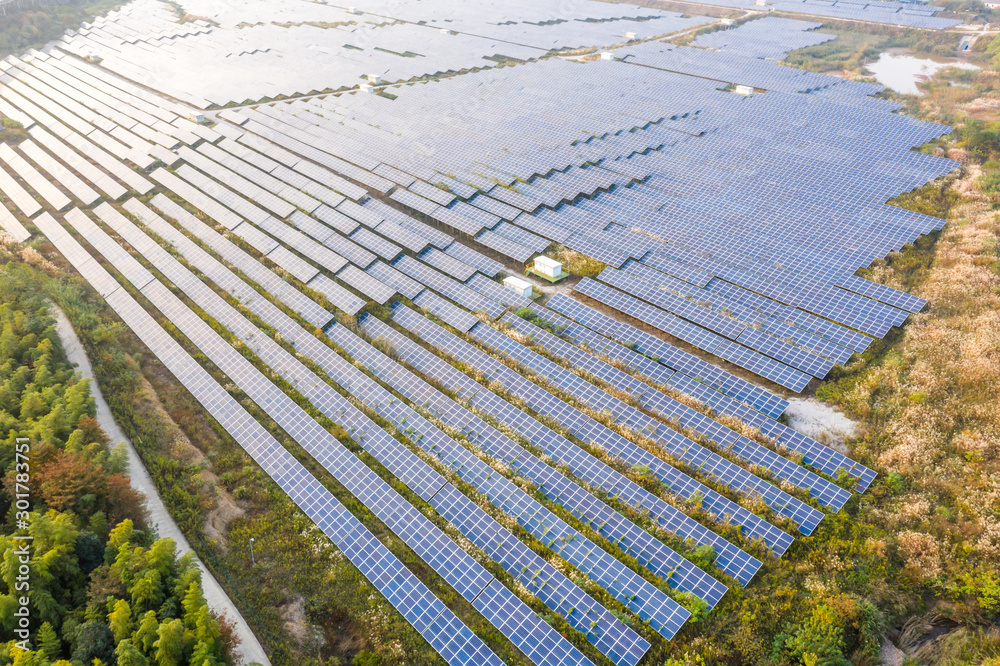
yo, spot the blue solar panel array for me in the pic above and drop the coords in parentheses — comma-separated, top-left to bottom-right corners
(335, 318, 731, 607)
(524, 301, 877, 492)
(545, 293, 790, 418)
(359, 314, 765, 586)
(692, 18, 836, 60)
(220, 46, 952, 393)
(575, 277, 813, 392)
(466, 320, 829, 532)
(389, 302, 796, 556)
(105, 199, 666, 665)
(498, 312, 854, 507)
(666, 0, 959, 28)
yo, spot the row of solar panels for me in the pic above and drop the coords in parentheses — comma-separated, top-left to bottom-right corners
(5, 35, 884, 478)
(30, 210, 510, 666)
(3, 36, 886, 418)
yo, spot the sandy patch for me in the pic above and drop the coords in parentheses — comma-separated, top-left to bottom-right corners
(784, 397, 858, 453)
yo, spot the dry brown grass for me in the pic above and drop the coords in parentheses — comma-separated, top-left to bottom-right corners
(838, 165, 1000, 579)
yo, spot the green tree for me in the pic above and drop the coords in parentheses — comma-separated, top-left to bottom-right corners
(181, 582, 205, 629)
(115, 639, 150, 666)
(70, 621, 115, 666)
(153, 618, 188, 666)
(75, 532, 105, 575)
(37, 622, 62, 661)
(108, 599, 133, 642)
(130, 569, 164, 613)
(133, 611, 159, 654)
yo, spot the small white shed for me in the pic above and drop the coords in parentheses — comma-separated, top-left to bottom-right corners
(503, 276, 534, 298)
(599, 51, 615, 61)
(734, 84, 754, 96)
(534, 256, 563, 278)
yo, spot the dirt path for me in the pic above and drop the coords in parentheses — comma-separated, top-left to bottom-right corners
(51, 303, 271, 666)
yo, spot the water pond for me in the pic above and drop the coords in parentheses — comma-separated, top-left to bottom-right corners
(867, 51, 979, 95)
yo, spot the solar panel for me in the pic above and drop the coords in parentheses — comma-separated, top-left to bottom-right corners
(395, 256, 504, 319)
(0, 163, 42, 217)
(353, 313, 753, 589)
(475, 229, 534, 262)
(324, 321, 695, 639)
(544, 292, 789, 418)
(323, 231, 377, 269)
(419, 247, 477, 282)
(26, 127, 128, 200)
(412, 290, 478, 333)
(337, 265, 395, 304)
(230, 221, 279, 255)
(443, 242, 505, 278)
(266, 245, 319, 283)
(255, 216, 349, 273)
(313, 205, 358, 234)
(373, 220, 431, 253)
(493, 221, 550, 253)
(499, 312, 851, 510)
(175, 163, 271, 225)
(527, 300, 876, 492)
(350, 227, 402, 262)
(575, 278, 812, 392)
(61, 127, 153, 193)
(115, 198, 649, 661)
(360, 314, 763, 585)
(308, 274, 366, 315)
(150, 168, 243, 229)
(366, 260, 424, 299)
(0, 204, 30, 242)
(16, 139, 100, 205)
(179, 145, 297, 219)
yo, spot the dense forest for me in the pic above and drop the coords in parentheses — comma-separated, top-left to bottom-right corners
(0, 0, 122, 60)
(0, 262, 238, 666)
